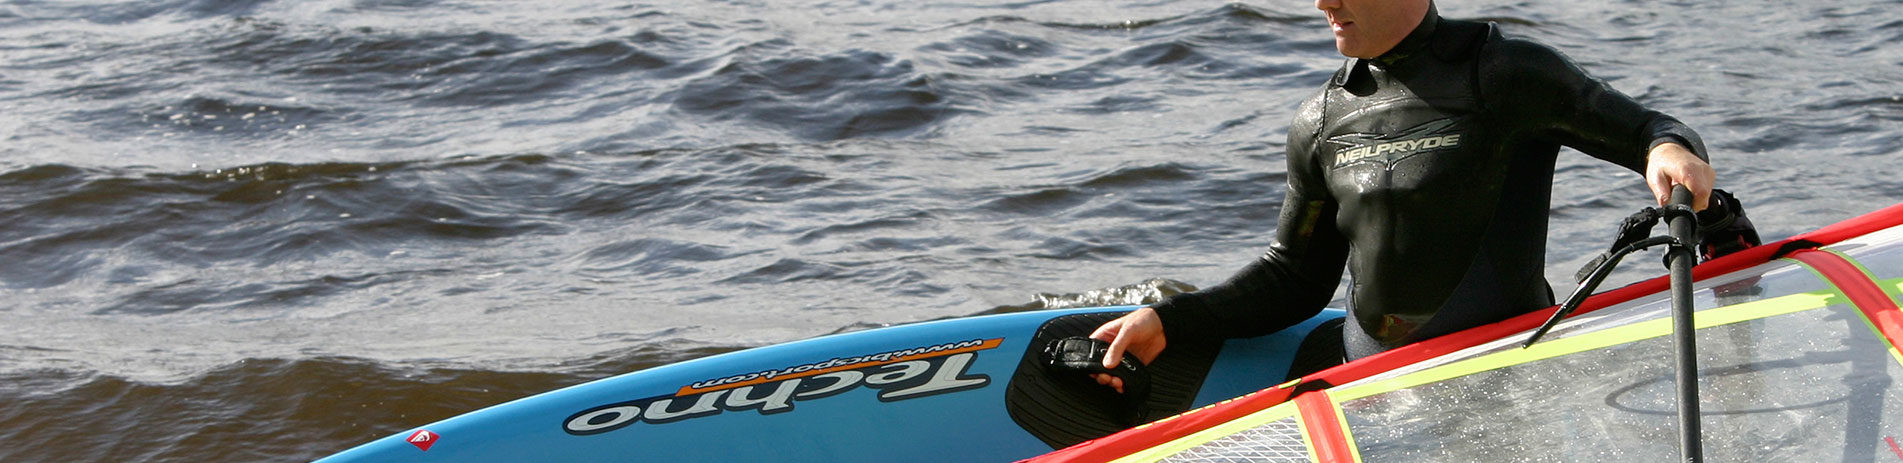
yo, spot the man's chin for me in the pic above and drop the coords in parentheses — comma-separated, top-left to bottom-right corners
(1334, 39, 1371, 59)
(1337, 46, 1377, 59)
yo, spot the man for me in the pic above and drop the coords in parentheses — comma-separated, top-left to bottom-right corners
(1089, 0, 1718, 393)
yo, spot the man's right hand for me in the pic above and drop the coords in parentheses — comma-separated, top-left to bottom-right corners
(1088, 307, 1169, 394)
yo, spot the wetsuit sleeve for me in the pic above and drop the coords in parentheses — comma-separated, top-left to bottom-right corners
(1150, 94, 1350, 342)
(1478, 37, 1709, 170)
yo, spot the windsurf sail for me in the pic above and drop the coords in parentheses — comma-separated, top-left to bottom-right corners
(1027, 201, 1903, 462)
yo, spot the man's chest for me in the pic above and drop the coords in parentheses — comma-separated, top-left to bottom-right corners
(1315, 96, 1503, 196)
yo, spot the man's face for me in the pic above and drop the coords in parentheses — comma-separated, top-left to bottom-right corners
(1315, 0, 1429, 58)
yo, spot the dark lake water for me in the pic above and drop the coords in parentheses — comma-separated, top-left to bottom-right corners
(2, 0, 1899, 461)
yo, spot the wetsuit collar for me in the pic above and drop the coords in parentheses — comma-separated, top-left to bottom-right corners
(1374, 3, 1440, 66)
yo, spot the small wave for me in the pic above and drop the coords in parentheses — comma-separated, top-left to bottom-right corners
(1068, 94, 1163, 114)
(919, 29, 1062, 69)
(212, 24, 672, 106)
(1076, 162, 1199, 188)
(789, 210, 939, 245)
(713, 255, 948, 300)
(100, 94, 335, 139)
(715, 257, 845, 285)
(0, 157, 564, 290)
(139, 16, 708, 117)
(674, 46, 956, 140)
(573, 238, 743, 278)
(947, 3, 1311, 34)
(94, 270, 451, 316)
(981, 187, 1090, 217)
(993, 7, 1326, 91)
(5, 0, 273, 24)
(979, 277, 1196, 314)
(0, 356, 586, 462)
(348, 0, 452, 12)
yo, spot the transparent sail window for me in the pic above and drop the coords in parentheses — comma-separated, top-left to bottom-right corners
(1350, 258, 1833, 385)
(1339, 301, 1901, 462)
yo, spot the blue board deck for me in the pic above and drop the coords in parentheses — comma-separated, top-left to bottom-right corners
(317, 307, 1344, 462)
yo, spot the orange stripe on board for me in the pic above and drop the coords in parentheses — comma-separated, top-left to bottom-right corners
(1788, 251, 1903, 353)
(1297, 391, 1355, 463)
(677, 338, 1004, 395)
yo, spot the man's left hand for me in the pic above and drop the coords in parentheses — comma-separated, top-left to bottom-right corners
(1646, 142, 1715, 210)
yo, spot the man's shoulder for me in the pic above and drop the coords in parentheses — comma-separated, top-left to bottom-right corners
(1456, 21, 1575, 72)
(1429, 18, 1497, 62)
(1464, 23, 1588, 91)
(1290, 77, 1331, 141)
(1419, 16, 1573, 71)
(1484, 36, 1571, 65)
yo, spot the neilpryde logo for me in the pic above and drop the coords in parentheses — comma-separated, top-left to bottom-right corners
(1328, 118, 1465, 168)
(563, 338, 1003, 436)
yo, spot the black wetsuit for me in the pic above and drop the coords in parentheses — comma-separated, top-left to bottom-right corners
(1151, 10, 1708, 362)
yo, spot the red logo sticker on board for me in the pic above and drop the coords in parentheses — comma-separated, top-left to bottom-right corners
(408, 429, 438, 451)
